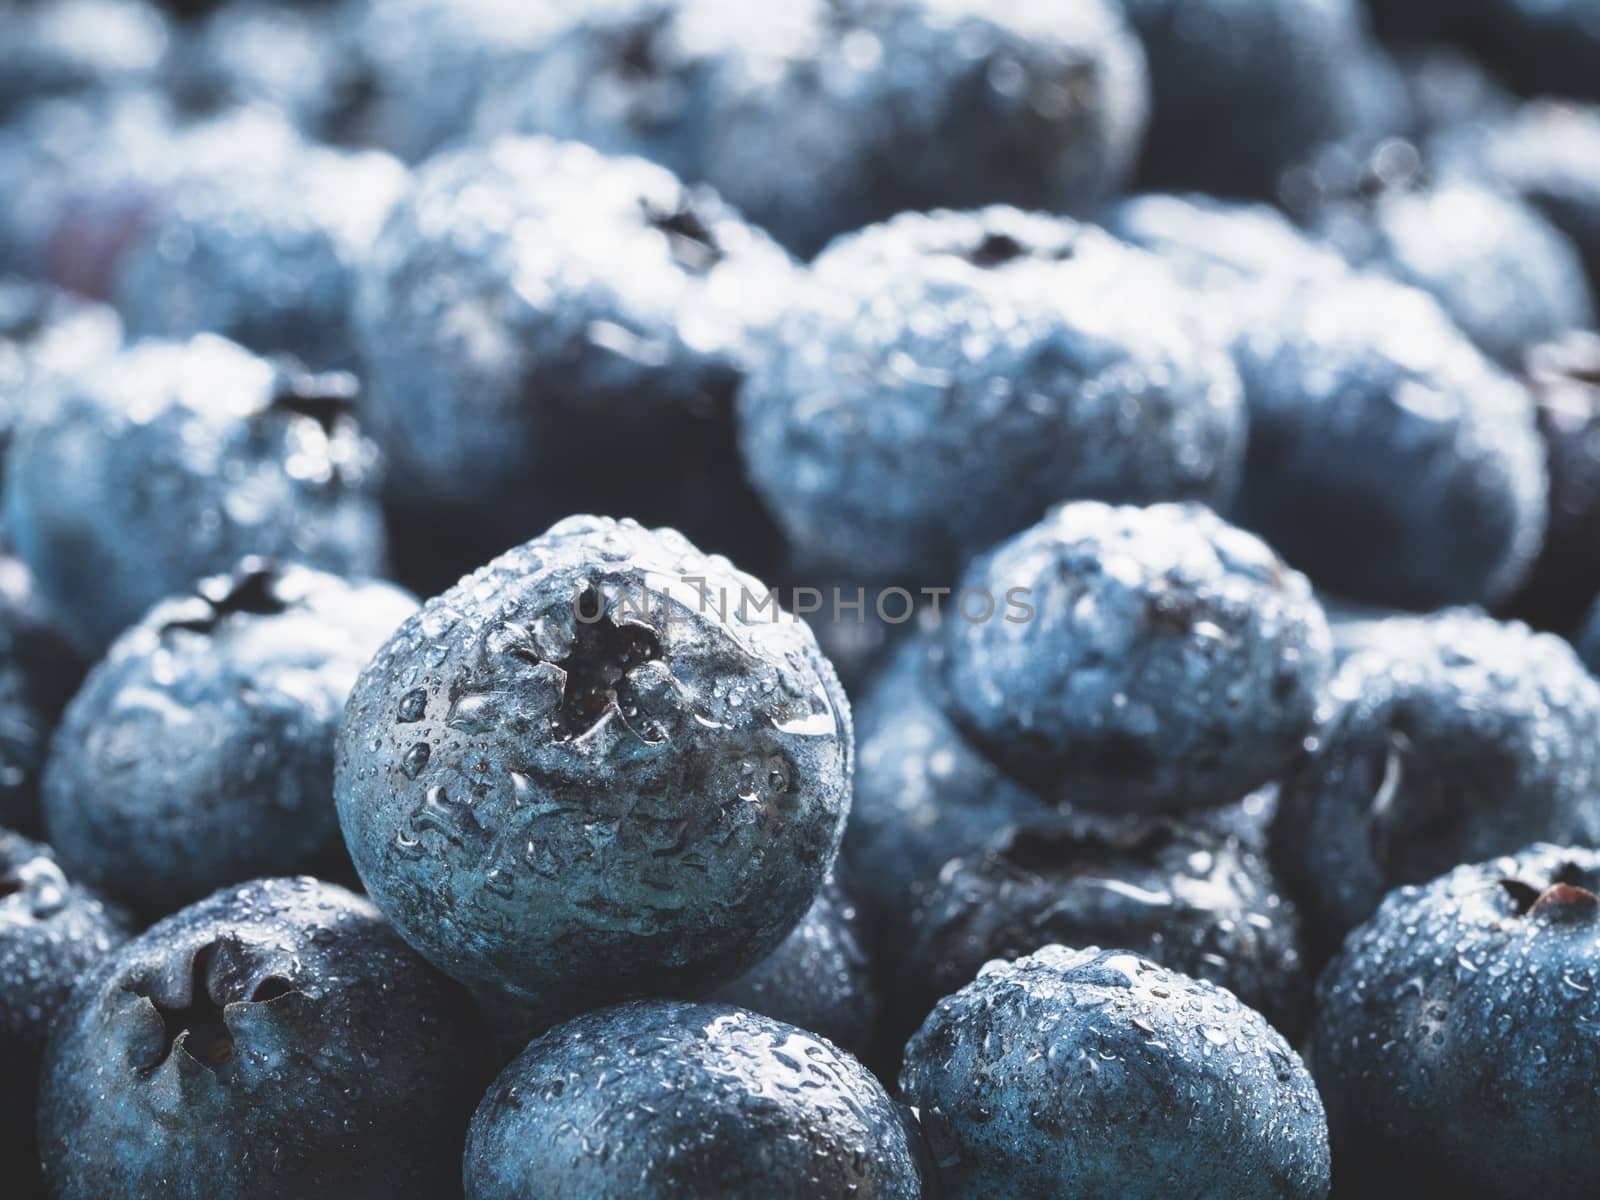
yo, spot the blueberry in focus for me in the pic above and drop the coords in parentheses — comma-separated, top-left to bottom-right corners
(1115, 0, 1370, 197)
(109, 143, 407, 367)
(481, 0, 1151, 259)
(739, 208, 1245, 584)
(0, 829, 127, 1196)
(1273, 609, 1600, 949)
(0, 277, 121, 493)
(896, 813, 1309, 1043)
(900, 944, 1330, 1199)
(0, 553, 85, 835)
(355, 136, 791, 582)
(37, 876, 493, 1200)
(464, 999, 928, 1200)
(335, 516, 852, 1018)
(1312, 844, 1600, 1199)
(1506, 332, 1600, 632)
(707, 867, 879, 1062)
(1108, 193, 1549, 609)
(942, 501, 1331, 813)
(42, 561, 417, 915)
(4, 335, 386, 653)
(1283, 139, 1595, 368)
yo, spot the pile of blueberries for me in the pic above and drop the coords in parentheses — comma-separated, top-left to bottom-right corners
(5, 0, 1600, 1196)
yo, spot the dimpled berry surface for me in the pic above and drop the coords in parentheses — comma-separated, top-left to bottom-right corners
(3, 335, 385, 652)
(943, 501, 1330, 812)
(465, 999, 926, 1199)
(335, 516, 852, 1016)
(899, 813, 1308, 1039)
(37, 877, 492, 1200)
(1274, 610, 1600, 947)
(0, 830, 126, 1191)
(901, 944, 1330, 1198)
(43, 562, 418, 913)
(1313, 845, 1600, 1198)
(708, 868, 879, 1060)
(739, 208, 1244, 582)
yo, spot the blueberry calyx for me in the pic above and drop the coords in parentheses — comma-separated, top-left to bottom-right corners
(163, 563, 288, 635)
(642, 198, 725, 274)
(269, 363, 360, 435)
(137, 941, 237, 1073)
(1499, 871, 1600, 920)
(966, 232, 1028, 268)
(556, 589, 664, 738)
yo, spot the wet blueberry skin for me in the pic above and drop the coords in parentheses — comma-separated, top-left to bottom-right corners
(1273, 610, 1600, 952)
(42, 560, 418, 916)
(943, 501, 1331, 813)
(355, 136, 790, 577)
(1289, 149, 1595, 370)
(1109, 193, 1549, 610)
(0, 553, 86, 836)
(0, 829, 127, 1196)
(464, 999, 928, 1200)
(335, 515, 853, 1020)
(843, 633, 1045, 920)
(479, 0, 1150, 259)
(708, 867, 880, 1063)
(901, 944, 1331, 1199)
(739, 207, 1245, 585)
(0, 0, 167, 123)
(1434, 99, 1600, 314)
(1509, 332, 1600, 633)
(1312, 845, 1600, 1199)
(110, 143, 408, 368)
(3, 335, 387, 654)
(37, 876, 494, 1200)
(894, 813, 1309, 1046)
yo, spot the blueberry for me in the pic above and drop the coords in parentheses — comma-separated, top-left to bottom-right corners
(160, 1, 354, 135)
(843, 633, 1046, 917)
(0, 278, 121, 491)
(739, 208, 1245, 583)
(480, 0, 1150, 259)
(334, 516, 852, 1019)
(37, 876, 493, 1199)
(1116, 0, 1370, 196)
(464, 999, 928, 1200)
(0, 829, 127, 1195)
(1273, 610, 1600, 949)
(0, 0, 167, 123)
(896, 813, 1309, 1043)
(941, 501, 1330, 813)
(4, 336, 386, 653)
(0, 97, 307, 300)
(0, 554, 85, 835)
(1507, 333, 1600, 632)
(900, 944, 1330, 1199)
(109, 144, 407, 367)
(1110, 194, 1549, 609)
(331, 0, 574, 162)
(1284, 140, 1595, 368)
(1433, 100, 1600, 300)
(355, 137, 791, 582)
(1312, 844, 1600, 1198)
(707, 867, 880, 1062)
(42, 561, 416, 915)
